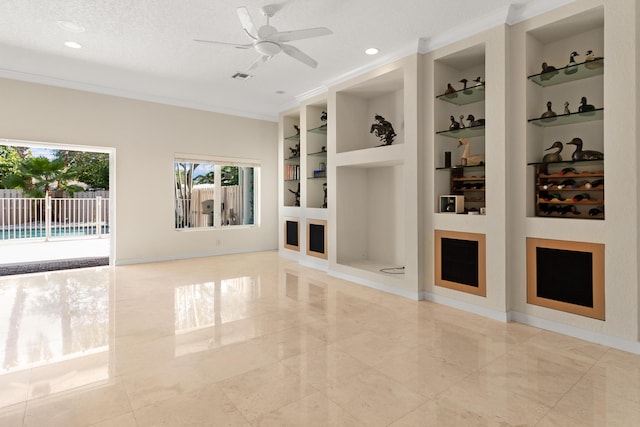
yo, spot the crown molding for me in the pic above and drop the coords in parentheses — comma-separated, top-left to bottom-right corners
(0, 68, 278, 122)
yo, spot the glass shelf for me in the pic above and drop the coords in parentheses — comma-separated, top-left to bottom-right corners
(436, 125, 485, 139)
(436, 84, 485, 105)
(527, 58, 604, 87)
(528, 108, 603, 127)
(284, 134, 300, 141)
(527, 158, 603, 167)
(307, 176, 327, 180)
(436, 165, 485, 171)
(308, 151, 327, 157)
(308, 124, 327, 135)
(284, 156, 300, 163)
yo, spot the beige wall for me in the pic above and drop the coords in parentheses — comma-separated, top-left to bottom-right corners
(0, 77, 278, 264)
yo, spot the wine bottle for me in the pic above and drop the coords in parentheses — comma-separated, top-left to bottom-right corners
(542, 181, 557, 190)
(559, 167, 577, 175)
(572, 193, 591, 202)
(585, 178, 604, 189)
(560, 205, 577, 215)
(543, 193, 564, 201)
(557, 179, 576, 189)
(544, 205, 560, 215)
(588, 207, 604, 216)
(571, 180, 588, 189)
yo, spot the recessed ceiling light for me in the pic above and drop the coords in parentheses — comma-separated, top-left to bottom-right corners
(58, 20, 85, 33)
(365, 48, 379, 55)
(64, 41, 82, 49)
(275, 90, 285, 95)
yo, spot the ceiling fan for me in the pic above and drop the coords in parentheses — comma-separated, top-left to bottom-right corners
(195, 4, 332, 71)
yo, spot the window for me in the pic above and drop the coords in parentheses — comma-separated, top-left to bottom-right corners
(174, 155, 258, 229)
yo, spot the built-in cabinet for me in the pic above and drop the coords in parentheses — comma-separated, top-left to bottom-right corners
(279, 1, 640, 350)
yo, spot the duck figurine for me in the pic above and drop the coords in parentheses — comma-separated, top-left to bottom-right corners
(565, 51, 579, 74)
(466, 114, 485, 127)
(540, 62, 558, 80)
(459, 78, 468, 90)
(542, 141, 563, 163)
(564, 101, 570, 115)
(567, 137, 604, 161)
(444, 83, 457, 96)
(459, 115, 466, 129)
(578, 96, 595, 113)
(473, 76, 485, 86)
(541, 101, 557, 119)
(449, 115, 460, 130)
(584, 50, 604, 68)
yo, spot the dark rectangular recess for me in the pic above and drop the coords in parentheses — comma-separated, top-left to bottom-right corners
(308, 223, 325, 254)
(285, 220, 299, 247)
(441, 238, 479, 287)
(536, 247, 593, 308)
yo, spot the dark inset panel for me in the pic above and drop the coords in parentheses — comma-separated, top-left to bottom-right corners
(536, 247, 593, 308)
(441, 238, 479, 287)
(309, 224, 325, 254)
(285, 220, 299, 250)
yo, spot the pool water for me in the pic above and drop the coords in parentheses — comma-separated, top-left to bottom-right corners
(1, 226, 109, 240)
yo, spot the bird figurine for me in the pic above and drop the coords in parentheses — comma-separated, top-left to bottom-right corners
(294, 124, 300, 135)
(459, 78, 468, 90)
(584, 50, 604, 69)
(473, 76, 485, 86)
(466, 114, 485, 127)
(578, 96, 595, 113)
(565, 51, 579, 74)
(541, 101, 557, 119)
(444, 83, 457, 96)
(449, 115, 460, 130)
(542, 141, 563, 163)
(540, 62, 558, 80)
(459, 115, 466, 129)
(567, 137, 604, 161)
(564, 101, 570, 115)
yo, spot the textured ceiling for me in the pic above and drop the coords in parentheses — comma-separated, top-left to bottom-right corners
(0, 0, 569, 121)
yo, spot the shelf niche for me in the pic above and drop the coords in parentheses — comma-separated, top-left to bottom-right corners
(433, 43, 486, 213)
(525, 7, 604, 218)
(336, 164, 405, 276)
(305, 104, 328, 209)
(282, 113, 301, 207)
(335, 68, 404, 153)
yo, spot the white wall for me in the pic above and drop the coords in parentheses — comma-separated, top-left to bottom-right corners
(0, 77, 278, 264)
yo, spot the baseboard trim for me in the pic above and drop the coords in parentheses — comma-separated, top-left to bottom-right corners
(114, 246, 277, 266)
(420, 291, 510, 322)
(329, 270, 421, 300)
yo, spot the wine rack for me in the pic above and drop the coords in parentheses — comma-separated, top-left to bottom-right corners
(449, 166, 485, 211)
(531, 160, 604, 220)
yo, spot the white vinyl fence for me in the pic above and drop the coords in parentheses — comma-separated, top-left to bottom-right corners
(0, 192, 109, 242)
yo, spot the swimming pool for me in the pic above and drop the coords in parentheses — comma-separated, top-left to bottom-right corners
(0, 225, 109, 240)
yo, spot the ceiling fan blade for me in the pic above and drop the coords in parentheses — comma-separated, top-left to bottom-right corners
(194, 39, 252, 49)
(271, 27, 332, 43)
(247, 55, 272, 71)
(281, 44, 318, 68)
(237, 7, 258, 40)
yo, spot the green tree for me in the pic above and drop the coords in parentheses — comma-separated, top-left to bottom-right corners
(55, 150, 109, 190)
(2, 157, 83, 197)
(0, 146, 23, 189)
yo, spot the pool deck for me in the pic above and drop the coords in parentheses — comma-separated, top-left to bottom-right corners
(0, 238, 110, 264)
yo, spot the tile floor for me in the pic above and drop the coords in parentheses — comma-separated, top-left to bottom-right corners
(0, 250, 639, 426)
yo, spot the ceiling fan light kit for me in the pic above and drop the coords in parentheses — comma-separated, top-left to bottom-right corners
(195, 4, 332, 71)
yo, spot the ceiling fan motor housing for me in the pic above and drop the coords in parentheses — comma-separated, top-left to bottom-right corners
(255, 40, 281, 56)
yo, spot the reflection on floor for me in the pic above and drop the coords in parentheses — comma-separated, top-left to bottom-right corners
(0, 250, 639, 426)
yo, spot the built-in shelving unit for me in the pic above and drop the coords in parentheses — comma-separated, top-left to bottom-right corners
(305, 108, 328, 209)
(282, 114, 301, 208)
(525, 11, 604, 220)
(434, 44, 486, 214)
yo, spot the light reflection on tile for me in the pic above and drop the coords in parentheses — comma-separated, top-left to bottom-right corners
(0, 251, 639, 426)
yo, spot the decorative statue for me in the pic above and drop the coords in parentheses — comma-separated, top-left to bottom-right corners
(541, 101, 557, 119)
(564, 101, 570, 115)
(320, 110, 327, 122)
(540, 62, 558, 81)
(459, 115, 466, 129)
(458, 138, 485, 166)
(584, 50, 603, 68)
(473, 76, 484, 86)
(370, 114, 396, 146)
(322, 182, 327, 208)
(543, 141, 563, 163)
(567, 137, 603, 161)
(289, 143, 300, 158)
(449, 115, 460, 130)
(444, 83, 456, 96)
(288, 183, 300, 206)
(565, 51, 579, 74)
(466, 114, 485, 127)
(578, 97, 595, 113)
(294, 124, 300, 135)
